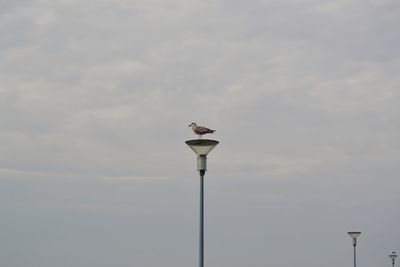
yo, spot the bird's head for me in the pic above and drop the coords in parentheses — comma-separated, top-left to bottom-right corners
(188, 122, 196, 127)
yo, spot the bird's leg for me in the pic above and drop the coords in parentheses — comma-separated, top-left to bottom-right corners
(198, 135, 202, 139)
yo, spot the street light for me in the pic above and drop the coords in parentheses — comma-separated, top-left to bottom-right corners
(389, 252, 397, 267)
(348, 232, 361, 267)
(186, 139, 219, 267)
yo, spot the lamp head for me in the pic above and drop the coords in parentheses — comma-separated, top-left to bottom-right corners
(347, 232, 361, 239)
(186, 139, 219, 156)
(347, 231, 361, 246)
(389, 252, 397, 260)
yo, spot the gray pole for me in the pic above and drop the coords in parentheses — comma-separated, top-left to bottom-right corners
(354, 244, 356, 267)
(389, 252, 397, 267)
(186, 140, 219, 267)
(347, 232, 360, 267)
(199, 169, 205, 267)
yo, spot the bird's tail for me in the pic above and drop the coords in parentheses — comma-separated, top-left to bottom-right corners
(209, 129, 216, 134)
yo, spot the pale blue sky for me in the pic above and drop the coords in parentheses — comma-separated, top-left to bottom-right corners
(1, 1, 399, 267)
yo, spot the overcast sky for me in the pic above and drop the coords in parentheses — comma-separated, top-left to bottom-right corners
(1, 0, 399, 267)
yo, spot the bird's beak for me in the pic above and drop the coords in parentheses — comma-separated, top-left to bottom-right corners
(188, 124, 192, 127)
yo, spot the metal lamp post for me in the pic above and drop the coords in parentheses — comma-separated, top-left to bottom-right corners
(186, 139, 219, 267)
(348, 232, 361, 267)
(389, 252, 397, 267)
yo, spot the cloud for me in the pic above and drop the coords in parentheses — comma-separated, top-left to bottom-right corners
(1, 0, 398, 180)
(0, 1, 399, 266)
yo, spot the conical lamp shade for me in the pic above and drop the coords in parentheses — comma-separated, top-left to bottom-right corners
(186, 139, 219, 156)
(389, 253, 397, 260)
(347, 232, 361, 238)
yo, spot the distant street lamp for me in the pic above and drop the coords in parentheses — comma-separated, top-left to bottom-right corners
(348, 232, 361, 267)
(389, 252, 397, 267)
(186, 139, 219, 267)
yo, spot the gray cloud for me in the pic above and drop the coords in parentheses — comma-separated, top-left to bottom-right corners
(1, 0, 399, 266)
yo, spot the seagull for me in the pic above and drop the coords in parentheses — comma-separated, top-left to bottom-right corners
(189, 122, 216, 139)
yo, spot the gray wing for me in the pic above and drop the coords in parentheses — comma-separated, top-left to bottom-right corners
(194, 125, 211, 134)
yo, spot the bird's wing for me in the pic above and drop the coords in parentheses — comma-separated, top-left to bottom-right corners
(194, 125, 211, 133)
